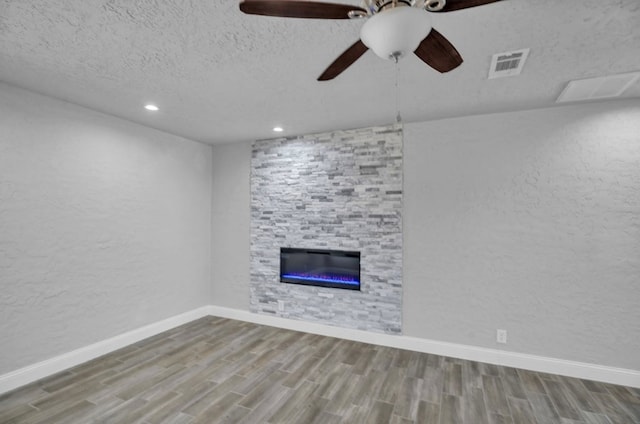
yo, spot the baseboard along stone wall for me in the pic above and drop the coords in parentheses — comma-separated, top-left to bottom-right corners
(250, 125, 403, 334)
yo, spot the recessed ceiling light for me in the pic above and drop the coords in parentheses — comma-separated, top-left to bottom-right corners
(273, 126, 283, 132)
(144, 104, 159, 111)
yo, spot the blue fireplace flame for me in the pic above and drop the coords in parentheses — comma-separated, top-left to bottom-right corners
(281, 273, 360, 286)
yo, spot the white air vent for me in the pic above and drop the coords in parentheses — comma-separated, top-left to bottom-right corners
(488, 48, 530, 79)
(556, 72, 640, 103)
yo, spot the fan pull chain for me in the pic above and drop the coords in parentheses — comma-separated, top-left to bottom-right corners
(395, 58, 402, 123)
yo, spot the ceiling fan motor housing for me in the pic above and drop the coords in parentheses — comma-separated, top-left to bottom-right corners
(369, 0, 412, 12)
(424, 0, 447, 12)
(364, 0, 446, 13)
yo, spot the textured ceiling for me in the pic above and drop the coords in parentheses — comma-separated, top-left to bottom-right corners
(1, 0, 639, 144)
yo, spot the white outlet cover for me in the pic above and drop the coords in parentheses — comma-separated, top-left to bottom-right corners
(497, 329, 508, 344)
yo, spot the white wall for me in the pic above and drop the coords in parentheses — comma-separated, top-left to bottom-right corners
(211, 141, 251, 310)
(0, 83, 213, 374)
(404, 99, 640, 370)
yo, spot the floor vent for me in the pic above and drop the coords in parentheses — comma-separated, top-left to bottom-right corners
(488, 48, 530, 79)
(556, 72, 640, 103)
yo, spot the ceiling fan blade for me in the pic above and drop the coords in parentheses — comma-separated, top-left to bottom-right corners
(432, 0, 503, 12)
(239, 0, 366, 19)
(414, 29, 463, 73)
(318, 40, 368, 81)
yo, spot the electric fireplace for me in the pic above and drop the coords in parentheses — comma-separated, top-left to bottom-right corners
(280, 247, 361, 291)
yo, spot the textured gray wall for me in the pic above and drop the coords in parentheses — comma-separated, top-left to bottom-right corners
(250, 126, 403, 334)
(210, 99, 640, 370)
(0, 83, 213, 374)
(404, 99, 640, 370)
(211, 141, 251, 310)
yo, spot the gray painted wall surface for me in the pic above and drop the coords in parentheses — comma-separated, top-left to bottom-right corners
(404, 100, 640, 370)
(210, 100, 640, 370)
(250, 126, 403, 334)
(211, 141, 251, 310)
(0, 83, 213, 374)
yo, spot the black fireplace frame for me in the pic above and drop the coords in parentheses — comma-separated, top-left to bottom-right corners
(280, 247, 361, 291)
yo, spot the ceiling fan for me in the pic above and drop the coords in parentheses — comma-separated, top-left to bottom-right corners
(239, 0, 504, 81)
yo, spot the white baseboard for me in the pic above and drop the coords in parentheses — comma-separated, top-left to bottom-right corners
(0, 306, 211, 395)
(208, 305, 640, 388)
(2, 304, 637, 396)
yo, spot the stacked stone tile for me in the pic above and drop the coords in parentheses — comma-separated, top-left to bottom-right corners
(250, 125, 403, 334)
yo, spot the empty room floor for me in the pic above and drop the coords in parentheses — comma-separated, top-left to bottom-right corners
(0, 316, 638, 423)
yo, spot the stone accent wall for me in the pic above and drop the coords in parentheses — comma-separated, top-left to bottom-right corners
(250, 125, 403, 334)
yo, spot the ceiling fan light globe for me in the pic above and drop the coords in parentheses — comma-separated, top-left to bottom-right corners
(360, 7, 432, 61)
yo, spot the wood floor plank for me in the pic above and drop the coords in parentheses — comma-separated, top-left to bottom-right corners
(462, 359, 484, 393)
(351, 345, 378, 375)
(488, 412, 515, 424)
(181, 374, 245, 417)
(563, 377, 600, 413)
(31, 367, 117, 411)
(350, 368, 385, 407)
(191, 391, 243, 423)
(377, 365, 405, 403)
(500, 367, 528, 399)
(123, 391, 182, 423)
(439, 394, 463, 424)
(322, 372, 360, 417)
(365, 400, 395, 423)
(372, 346, 397, 372)
(1, 317, 638, 424)
(527, 392, 561, 423)
(463, 387, 489, 424)
(238, 370, 287, 410)
(312, 362, 351, 400)
(267, 380, 319, 423)
(342, 341, 368, 366)
(30, 399, 96, 424)
(281, 354, 322, 388)
(443, 362, 463, 396)
(89, 397, 146, 423)
(288, 396, 329, 424)
(390, 414, 414, 424)
(517, 369, 547, 394)
(420, 367, 444, 404)
(507, 396, 537, 424)
(416, 400, 440, 423)
(0, 403, 38, 424)
(143, 381, 215, 424)
(406, 351, 429, 379)
(393, 376, 421, 420)
(233, 361, 281, 395)
(116, 364, 186, 400)
(393, 349, 413, 369)
(543, 378, 583, 421)
(591, 391, 640, 424)
(581, 411, 615, 424)
(310, 410, 342, 424)
(482, 374, 511, 416)
(202, 404, 251, 424)
(580, 379, 610, 394)
(0, 384, 48, 413)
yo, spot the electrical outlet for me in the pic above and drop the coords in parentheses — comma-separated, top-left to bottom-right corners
(496, 329, 507, 344)
(277, 300, 285, 311)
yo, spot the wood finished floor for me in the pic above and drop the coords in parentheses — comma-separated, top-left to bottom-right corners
(0, 317, 638, 424)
